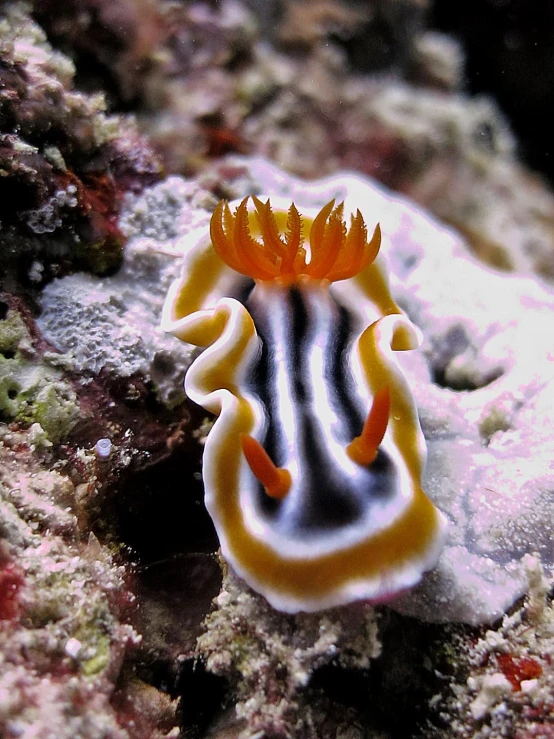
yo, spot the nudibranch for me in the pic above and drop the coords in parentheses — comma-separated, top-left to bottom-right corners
(162, 195, 447, 612)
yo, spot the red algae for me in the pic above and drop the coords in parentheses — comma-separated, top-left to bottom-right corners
(497, 654, 543, 692)
(0, 560, 24, 621)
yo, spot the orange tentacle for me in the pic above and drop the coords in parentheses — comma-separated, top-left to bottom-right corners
(252, 197, 288, 261)
(306, 202, 344, 278)
(210, 200, 245, 273)
(282, 202, 303, 272)
(307, 199, 335, 258)
(233, 199, 277, 280)
(209, 197, 381, 284)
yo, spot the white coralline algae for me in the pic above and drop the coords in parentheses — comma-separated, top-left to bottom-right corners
(39, 159, 554, 624)
(37, 178, 216, 409)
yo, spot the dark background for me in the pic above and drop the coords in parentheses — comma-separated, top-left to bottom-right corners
(432, 0, 554, 186)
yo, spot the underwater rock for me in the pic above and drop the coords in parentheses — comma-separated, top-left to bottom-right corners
(434, 1, 554, 190)
(0, 430, 180, 739)
(30, 0, 170, 106)
(23, 0, 554, 283)
(165, 157, 554, 625)
(435, 556, 554, 739)
(196, 564, 381, 739)
(37, 178, 216, 409)
(136, 553, 222, 666)
(0, 3, 162, 287)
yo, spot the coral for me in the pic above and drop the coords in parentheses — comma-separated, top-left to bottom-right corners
(31, 0, 169, 106)
(0, 429, 179, 739)
(74, 0, 433, 180)
(407, 31, 464, 90)
(277, 0, 370, 49)
(246, 72, 554, 281)
(0, 2, 161, 286)
(433, 0, 554, 185)
(146, 0, 554, 280)
(119, 176, 217, 242)
(381, 86, 554, 278)
(432, 556, 554, 739)
(0, 550, 24, 621)
(196, 564, 381, 739)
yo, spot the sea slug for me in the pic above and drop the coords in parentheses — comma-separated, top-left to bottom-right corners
(163, 196, 447, 612)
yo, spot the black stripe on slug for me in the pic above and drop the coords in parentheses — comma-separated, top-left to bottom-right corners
(245, 283, 398, 536)
(328, 303, 365, 440)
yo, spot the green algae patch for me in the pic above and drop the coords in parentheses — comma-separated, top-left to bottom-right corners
(0, 306, 79, 443)
(0, 306, 29, 355)
(80, 632, 112, 677)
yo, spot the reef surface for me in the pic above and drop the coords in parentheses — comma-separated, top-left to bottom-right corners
(2, 1, 554, 738)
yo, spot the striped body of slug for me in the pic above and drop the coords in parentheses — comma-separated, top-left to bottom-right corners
(162, 196, 447, 612)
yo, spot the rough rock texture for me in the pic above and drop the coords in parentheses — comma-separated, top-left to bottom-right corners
(12, 0, 553, 285)
(30, 0, 170, 107)
(435, 556, 554, 739)
(37, 178, 217, 409)
(434, 0, 554, 187)
(18, 0, 554, 286)
(196, 564, 381, 739)
(0, 427, 179, 739)
(0, 2, 161, 287)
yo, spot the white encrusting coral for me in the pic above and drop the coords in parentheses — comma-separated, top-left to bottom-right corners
(37, 178, 216, 409)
